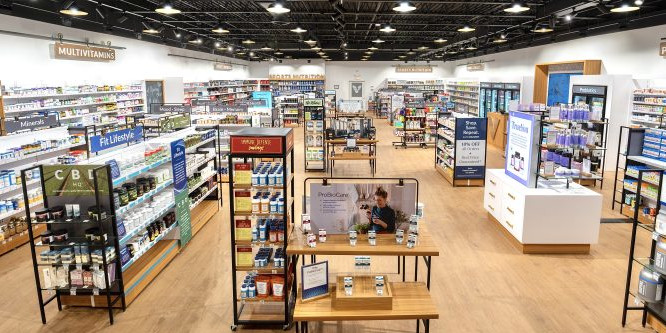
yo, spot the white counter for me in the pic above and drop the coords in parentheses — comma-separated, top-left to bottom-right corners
(484, 169, 602, 253)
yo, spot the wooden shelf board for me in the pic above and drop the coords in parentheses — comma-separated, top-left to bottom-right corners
(191, 199, 219, 237)
(0, 224, 46, 256)
(122, 239, 180, 304)
(294, 282, 437, 321)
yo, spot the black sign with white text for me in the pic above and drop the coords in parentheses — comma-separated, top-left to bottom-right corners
(4, 114, 59, 134)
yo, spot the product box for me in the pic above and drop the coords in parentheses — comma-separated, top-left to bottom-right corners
(234, 190, 252, 212)
(236, 246, 253, 267)
(234, 163, 253, 185)
(235, 218, 252, 241)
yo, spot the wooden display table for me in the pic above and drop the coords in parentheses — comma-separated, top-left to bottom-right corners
(326, 139, 378, 177)
(294, 282, 438, 333)
(288, 228, 439, 333)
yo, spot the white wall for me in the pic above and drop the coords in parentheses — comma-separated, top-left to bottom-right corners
(325, 61, 449, 102)
(445, 23, 666, 88)
(0, 14, 250, 88)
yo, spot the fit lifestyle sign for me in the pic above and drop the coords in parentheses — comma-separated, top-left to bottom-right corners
(52, 43, 116, 62)
(395, 65, 432, 73)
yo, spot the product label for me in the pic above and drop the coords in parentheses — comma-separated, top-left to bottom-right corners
(234, 163, 252, 185)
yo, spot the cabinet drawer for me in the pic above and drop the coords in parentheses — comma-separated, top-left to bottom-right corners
(501, 199, 524, 241)
(484, 190, 501, 220)
(486, 172, 501, 190)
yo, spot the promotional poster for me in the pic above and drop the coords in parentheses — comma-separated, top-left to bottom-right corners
(309, 183, 417, 234)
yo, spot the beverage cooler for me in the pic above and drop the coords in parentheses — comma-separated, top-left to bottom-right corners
(480, 82, 521, 117)
(571, 85, 607, 118)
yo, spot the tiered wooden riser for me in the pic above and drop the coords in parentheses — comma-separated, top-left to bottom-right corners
(332, 275, 393, 311)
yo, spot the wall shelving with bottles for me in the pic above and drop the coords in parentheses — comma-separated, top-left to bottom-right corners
(447, 81, 480, 116)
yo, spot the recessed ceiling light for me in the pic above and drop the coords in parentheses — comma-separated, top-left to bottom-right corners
(368, 46, 379, 50)
(564, 14, 572, 21)
(611, 1, 640, 12)
(249, 51, 255, 56)
(267, 0, 290, 14)
(635, 0, 644, 4)
(380, 24, 396, 33)
(189, 37, 202, 44)
(242, 39, 255, 44)
(143, 26, 159, 34)
(398, 55, 407, 58)
(285, 55, 292, 59)
(418, 46, 429, 50)
(434, 54, 444, 58)
(212, 22, 229, 33)
(504, 1, 530, 13)
(364, 51, 374, 54)
(434, 38, 447, 43)
(311, 45, 322, 51)
(465, 44, 478, 50)
(458, 25, 475, 32)
(407, 49, 416, 55)
(274, 49, 284, 55)
(237, 51, 246, 55)
(393, 1, 416, 13)
(447, 50, 458, 54)
(362, 58, 368, 61)
(155, 2, 181, 14)
(317, 51, 326, 55)
(372, 38, 385, 43)
(60, 1, 89, 16)
(260, 44, 273, 51)
(291, 26, 307, 33)
(304, 38, 318, 45)
(214, 42, 221, 48)
(228, 45, 234, 52)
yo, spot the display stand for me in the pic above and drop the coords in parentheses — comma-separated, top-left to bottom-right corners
(630, 87, 666, 128)
(393, 96, 431, 149)
(293, 177, 438, 333)
(24, 164, 125, 325)
(276, 95, 302, 127)
(620, 167, 666, 330)
(304, 99, 326, 172)
(324, 90, 336, 119)
(447, 81, 480, 116)
(184, 79, 270, 106)
(228, 128, 296, 331)
(435, 112, 487, 187)
(185, 129, 221, 237)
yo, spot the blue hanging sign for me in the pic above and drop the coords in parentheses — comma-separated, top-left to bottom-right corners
(89, 126, 143, 153)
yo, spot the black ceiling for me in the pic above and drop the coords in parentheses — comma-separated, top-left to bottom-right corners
(3, 0, 666, 62)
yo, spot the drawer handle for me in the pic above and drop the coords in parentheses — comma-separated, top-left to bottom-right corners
(489, 193, 495, 199)
(488, 204, 495, 211)
(506, 207, 514, 214)
(506, 220, 514, 229)
(490, 180, 497, 185)
(507, 193, 516, 200)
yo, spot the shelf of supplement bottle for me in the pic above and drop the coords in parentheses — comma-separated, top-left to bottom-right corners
(119, 202, 175, 245)
(235, 227, 292, 246)
(542, 119, 607, 125)
(40, 279, 121, 294)
(2, 90, 143, 100)
(58, 109, 122, 120)
(189, 186, 218, 210)
(31, 215, 114, 225)
(539, 144, 606, 151)
(115, 180, 174, 215)
(0, 179, 40, 198)
(0, 200, 42, 220)
(634, 101, 666, 107)
(627, 155, 666, 170)
(112, 157, 171, 187)
(121, 222, 178, 271)
(187, 173, 217, 194)
(232, 176, 293, 190)
(0, 142, 87, 169)
(185, 137, 216, 154)
(4, 100, 122, 114)
(35, 236, 114, 248)
(186, 155, 216, 177)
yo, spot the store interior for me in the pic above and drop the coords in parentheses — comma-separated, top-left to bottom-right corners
(1, 0, 666, 332)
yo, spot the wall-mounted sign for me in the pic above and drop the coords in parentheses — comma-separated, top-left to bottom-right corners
(89, 126, 143, 153)
(492, 83, 504, 89)
(660, 42, 666, 57)
(210, 105, 248, 113)
(213, 62, 233, 71)
(467, 63, 485, 72)
(504, 83, 521, 90)
(572, 85, 607, 96)
(350, 81, 363, 98)
(52, 43, 116, 62)
(395, 65, 433, 73)
(252, 91, 273, 109)
(454, 118, 487, 179)
(153, 104, 191, 114)
(4, 114, 59, 134)
(304, 99, 324, 107)
(269, 74, 325, 80)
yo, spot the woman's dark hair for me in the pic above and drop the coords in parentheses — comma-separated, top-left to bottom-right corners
(375, 186, 388, 199)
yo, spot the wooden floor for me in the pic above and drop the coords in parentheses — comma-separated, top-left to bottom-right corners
(0, 116, 654, 332)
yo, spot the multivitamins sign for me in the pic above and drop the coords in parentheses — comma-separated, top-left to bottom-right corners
(454, 118, 487, 179)
(89, 126, 143, 153)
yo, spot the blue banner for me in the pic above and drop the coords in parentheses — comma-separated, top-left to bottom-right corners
(252, 91, 273, 109)
(170, 139, 192, 246)
(454, 118, 487, 179)
(90, 126, 143, 153)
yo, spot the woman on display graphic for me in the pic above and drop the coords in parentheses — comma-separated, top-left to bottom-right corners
(365, 186, 396, 233)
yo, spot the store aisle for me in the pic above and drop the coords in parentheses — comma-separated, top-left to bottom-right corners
(0, 116, 651, 332)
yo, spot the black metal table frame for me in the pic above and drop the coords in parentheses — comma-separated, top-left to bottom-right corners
(326, 141, 377, 178)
